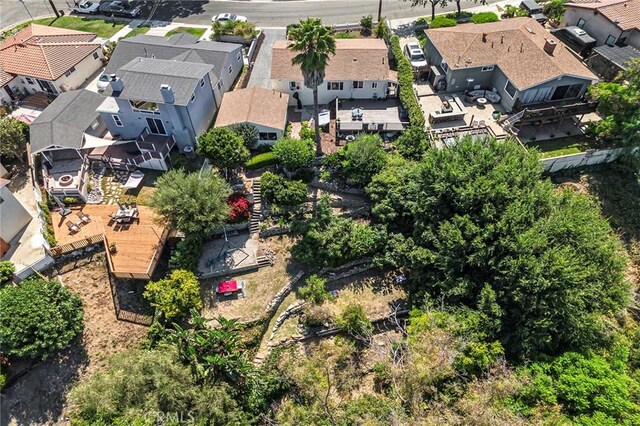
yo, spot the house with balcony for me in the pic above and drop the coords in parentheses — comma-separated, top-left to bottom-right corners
(270, 38, 397, 107)
(0, 24, 104, 104)
(424, 18, 599, 112)
(563, 0, 640, 49)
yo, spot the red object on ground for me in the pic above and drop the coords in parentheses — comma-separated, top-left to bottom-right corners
(217, 280, 238, 293)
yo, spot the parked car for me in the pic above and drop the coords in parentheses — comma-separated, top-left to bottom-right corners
(551, 27, 597, 58)
(404, 42, 428, 68)
(98, 1, 141, 18)
(70, 1, 100, 14)
(519, 0, 547, 25)
(212, 13, 247, 23)
(96, 74, 111, 91)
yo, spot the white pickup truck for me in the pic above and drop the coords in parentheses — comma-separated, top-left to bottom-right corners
(70, 1, 100, 15)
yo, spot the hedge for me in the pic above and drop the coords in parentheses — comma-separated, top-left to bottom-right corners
(389, 36, 425, 128)
(246, 151, 276, 170)
(471, 12, 500, 24)
(429, 16, 457, 28)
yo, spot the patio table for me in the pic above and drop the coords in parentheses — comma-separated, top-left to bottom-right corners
(476, 97, 488, 105)
(216, 280, 238, 295)
(351, 107, 364, 120)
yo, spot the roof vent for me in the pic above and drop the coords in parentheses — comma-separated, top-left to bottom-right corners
(526, 27, 535, 34)
(501, 35, 504, 44)
(353, 58, 358, 63)
(543, 38, 557, 55)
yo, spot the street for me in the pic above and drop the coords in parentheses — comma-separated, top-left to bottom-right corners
(2, 0, 504, 30)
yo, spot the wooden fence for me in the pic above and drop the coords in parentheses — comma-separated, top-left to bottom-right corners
(50, 234, 104, 257)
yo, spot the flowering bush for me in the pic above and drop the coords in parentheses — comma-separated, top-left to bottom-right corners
(227, 193, 251, 223)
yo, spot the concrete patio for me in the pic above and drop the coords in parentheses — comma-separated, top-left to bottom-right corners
(198, 232, 260, 279)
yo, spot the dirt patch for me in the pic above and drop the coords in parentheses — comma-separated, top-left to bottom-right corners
(1, 257, 147, 426)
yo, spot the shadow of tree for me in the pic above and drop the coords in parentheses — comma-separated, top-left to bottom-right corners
(138, 0, 208, 23)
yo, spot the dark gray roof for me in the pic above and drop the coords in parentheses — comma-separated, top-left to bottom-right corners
(593, 44, 640, 70)
(30, 90, 104, 153)
(104, 34, 241, 75)
(104, 58, 213, 106)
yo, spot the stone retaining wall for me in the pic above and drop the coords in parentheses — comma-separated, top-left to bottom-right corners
(259, 225, 291, 238)
(309, 179, 365, 195)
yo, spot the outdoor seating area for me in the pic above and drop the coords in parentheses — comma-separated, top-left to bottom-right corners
(427, 94, 467, 124)
(429, 125, 498, 149)
(336, 99, 406, 134)
(109, 201, 139, 224)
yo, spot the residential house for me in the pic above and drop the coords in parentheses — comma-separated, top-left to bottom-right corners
(424, 18, 598, 111)
(271, 38, 395, 107)
(104, 34, 243, 108)
(214, 87, 289, 146)
(0, 24, 104, 103)
(0, 178, 33, 257)
(563, 0, 640, 49)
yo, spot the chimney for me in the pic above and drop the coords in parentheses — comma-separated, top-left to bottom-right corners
(160, 84, 175, 104)
(482, 33, 487, 42)
(543, 39, 557, 55)
(109, 74, 124, 93)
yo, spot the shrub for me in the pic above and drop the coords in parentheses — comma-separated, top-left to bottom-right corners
(246, 151, 276, 170)
(503, 5, 529, 18)
(336, 304, 373, 341)
(360, 15, 373, 34)
(302, 304, 334, 327)
(169, 234, 204, 272)
(298, 275, 332, 304)
(212, 20, 259, 40)
(326, 134, 387, 186)
(375, 19, 390, 39)
(299, 121, 315, 141)
(0, 277, 84, 359)
(197, 127, 249, 173)
(389, 36, 425, 128)
(144, 269, 202, 321)
(261, 171, 308, 207)
(273, 137, 315, 172)
(0, 261, 14, 285)
(227, 193, 251, 223)
(429, 16, 457, 28)
(472, 12, 499, 24)
(445, 11, 474, 20)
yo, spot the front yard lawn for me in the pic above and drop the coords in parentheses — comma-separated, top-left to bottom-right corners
(31, 16, 125, 38)
(246, 151, 276, 170)
(121, 24, 151, 39)
(526, 136, 600, 158)
(165, 27, 206, 38)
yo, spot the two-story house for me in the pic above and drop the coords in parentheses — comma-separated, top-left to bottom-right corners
(563, 0, 640, 49)
(424, 18, 598, 112)
(270, 38, 395, 107)
(0, 24, 104, 104)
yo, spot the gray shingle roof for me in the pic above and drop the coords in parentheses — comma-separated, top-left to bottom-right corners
(104, 57, 213, 106)
(29, 90, 104, 153)
(104, 34, 241, 76)
(593, 44, 640, 69)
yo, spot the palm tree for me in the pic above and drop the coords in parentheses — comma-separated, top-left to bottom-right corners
(288, 18, 336, 150)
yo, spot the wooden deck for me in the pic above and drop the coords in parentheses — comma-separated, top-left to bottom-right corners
(51, 205, 167, 279)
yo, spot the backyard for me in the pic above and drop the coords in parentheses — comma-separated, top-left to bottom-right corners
(30, 16, 126, 38)
(526, 135, 601, 158)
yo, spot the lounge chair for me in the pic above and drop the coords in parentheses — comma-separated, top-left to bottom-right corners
(76, 211, 90, 224)
(66, 221, 80, 234)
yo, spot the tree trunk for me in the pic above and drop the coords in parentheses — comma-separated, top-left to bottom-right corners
(431, 3, 436, 20)
(456, 0, 462, 17)
(313, 85, 321, 154)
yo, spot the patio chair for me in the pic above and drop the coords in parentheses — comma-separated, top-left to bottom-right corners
(76, 211, 91, 224)
(116, 201, 126, 211)
(66, 221, 80, 234)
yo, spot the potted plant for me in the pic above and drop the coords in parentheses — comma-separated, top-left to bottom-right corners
(109, 242, 117, 253)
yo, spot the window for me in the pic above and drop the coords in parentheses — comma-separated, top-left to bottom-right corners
(130, 100, 158, 111)
(440, 59, 449, 73)
(228, 65, 233, 74)
(290, 81, 297, 90)
(25, 77, 34, 84)
(327, 82, 344, 90)
(577, 18, 586, 29)
(146, 117, 166, 135)
(216, 79, 223, 90)
(504, 80, 517, 98)
(237, 51, 242, 61)
(353, 81, 364, 89)
(64, 67, 76, 77)
(112, 115, 123, 127)
(93, 52, 99, 60)
(372, 82, 378, 89)
(481, 65, 494, 72)
(605, 35, 616, 46)
(190, 92, 196, 103)
(36, 79, 57, 94)
(259, 132, 278, 141)
(618, 32, 629, 46)
(200, 78, 205, 87)
(90, 120, 99, 130)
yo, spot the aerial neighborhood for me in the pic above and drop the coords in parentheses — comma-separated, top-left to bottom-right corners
(0, 1, 639, 424)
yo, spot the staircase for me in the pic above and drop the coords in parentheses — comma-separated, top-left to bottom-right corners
(501, 109, 526, 134)
(256, 255, 272, 267)
(249, 178, 262, 235)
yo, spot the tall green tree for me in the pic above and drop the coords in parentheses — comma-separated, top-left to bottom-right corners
(543, 0, 568, 23)
(404, 0, 449, 20)
(229, 123, 259, 149)
(288, 18, 336, 148)
(197, 127, 250, 175)
(326, 134, 387, 186)
(149, 169, 231, 235)
(272, 137, 315, 174)
(144, 269, 202, 321)
(0, 117, 27, 163)
(0, 277, 83, 359)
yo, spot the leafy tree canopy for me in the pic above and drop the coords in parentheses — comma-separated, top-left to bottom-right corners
(148, 169, 231, 235)
(0, 117, 27, 163)
(261, 171, 308, 207)
(298, 274, 332, 304)
(0, 261, 14, 285)
(144, 269, 202, 321)
(197, 127, 250, 172)
(229, 123, 259, 149)
(326, 134, 387, 186)
(0, 277, 83, 359)
(272, 137, 315, 172)
(393, 125, 430, 161)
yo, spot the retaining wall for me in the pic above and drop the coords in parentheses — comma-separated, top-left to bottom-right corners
(541, 147, 637, 173)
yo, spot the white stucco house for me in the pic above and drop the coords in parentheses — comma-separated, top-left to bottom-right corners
(0, 24, 104, 104)
(270, 38, 396, 107)
(0, 178, 33, 255)
(563, 0, 640, 49)
(214, 87, 289, 146)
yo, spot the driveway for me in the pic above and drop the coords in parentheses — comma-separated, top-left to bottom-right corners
(247, 28, 286, 90)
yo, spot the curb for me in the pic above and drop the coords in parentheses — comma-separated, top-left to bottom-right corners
(1, 14, 54, 34)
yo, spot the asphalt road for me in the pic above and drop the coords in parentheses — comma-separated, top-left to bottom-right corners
(1, 0, 502, 30)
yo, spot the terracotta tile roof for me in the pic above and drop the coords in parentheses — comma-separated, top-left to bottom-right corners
(215, 87, 289, 130)
(567, 0, 640, 30)
(426, 18, 598, 90)
(0, 60, 14, 87)
(271, 38, 390, 81)
(0, 24, 100, 81)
